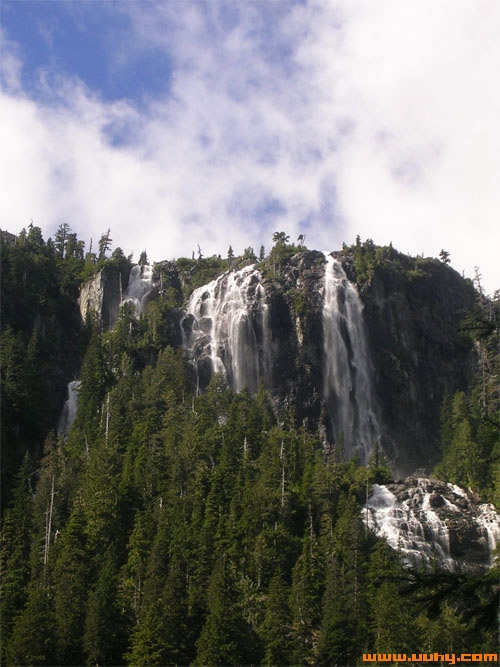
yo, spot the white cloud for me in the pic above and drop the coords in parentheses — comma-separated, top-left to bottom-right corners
(1, 1, 499, 294)
(0, 29, 24, 93)
(287, 0, 500, 291)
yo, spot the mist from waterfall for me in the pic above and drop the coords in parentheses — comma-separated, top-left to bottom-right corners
(184, 265, 270, 394)
(322, 254, 379, 463)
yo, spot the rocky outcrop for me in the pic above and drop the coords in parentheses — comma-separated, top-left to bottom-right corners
(78, 248, 481, 475)
(178, 250, 480, 473)
(263, 252, 330, 439)
(260, 252, 479, 474)
(360, 258, 477, 475)
(79, 267, 123, 329)
(364, 477, 500, 572)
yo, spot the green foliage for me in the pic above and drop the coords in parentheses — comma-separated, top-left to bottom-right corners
(439, 249, 451, 264)
(0, 454, 33, 661)
(83, 549, 129, 666)
(1, 228, 499, 665)
(0, 225, 84, 505)
(175, 254, 229, 299)
(195, 556, 263, 666)
(339, 237, 433, 288)
(435, 290, 499, 499)
(5, 587, 56, 666)
(260, 230, 302, 278)
(98, 228, 113, 260)
(242, 246, 257, 262)
(1, 347, 497, 665)
(52, 505, 89, 665)
(290, 287, 310, 317)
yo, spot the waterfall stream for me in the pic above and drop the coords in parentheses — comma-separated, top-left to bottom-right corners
(57, 380, 81, 438)
(322, 255, 379, 462)
(123, 264, 154, 316)
(183, 265, 270, 393)
(364, 480, 500, 571)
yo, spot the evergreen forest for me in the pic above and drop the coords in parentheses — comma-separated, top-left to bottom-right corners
(1, 225, 499, 666)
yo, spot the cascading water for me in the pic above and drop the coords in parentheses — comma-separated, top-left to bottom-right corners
(322, 254, 379, 462)
(183, 265, 271, 394)
(364, 479, 500, 572)
(57, 380, 81, 438)
(123, 264, 154, 316)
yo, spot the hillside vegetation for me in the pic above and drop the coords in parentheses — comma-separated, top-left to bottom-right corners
(1, 226, 498, 666)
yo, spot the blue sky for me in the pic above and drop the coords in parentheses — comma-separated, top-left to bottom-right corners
(1, 0, 499, 294)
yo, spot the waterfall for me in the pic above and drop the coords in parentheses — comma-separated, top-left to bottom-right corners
(57, 380, 81, 437)
(123, 264, 154, 316)
(183, 265, 270, 393)
(364, 479, 500, 572)
(322, 254, 379, 462)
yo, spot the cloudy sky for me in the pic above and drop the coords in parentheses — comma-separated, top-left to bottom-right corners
(1, 1, 499, 295)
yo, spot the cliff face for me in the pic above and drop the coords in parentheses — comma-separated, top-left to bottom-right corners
(78, 267, 123, 329)
(261, 251, 477, 475)
(78, 250, 479, 475)
(360, 258, 477, 474)
(76, 249, 497, 572)
(263, 251, 329, 435)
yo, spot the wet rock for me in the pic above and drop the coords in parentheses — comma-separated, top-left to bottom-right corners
(364, 478, 500, 573)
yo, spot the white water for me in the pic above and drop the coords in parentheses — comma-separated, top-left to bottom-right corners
(123, 264, 154, 316)
(184, 265, 270, 393)
(365, 483, 456, 570)
(476, 504, 500, 557)
(365, 481, 500, 571)
(322, 255, 379, 462)
(57, 380, 81, 437)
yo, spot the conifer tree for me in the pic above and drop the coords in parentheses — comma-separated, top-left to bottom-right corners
(260, 569, 293, 666)
(289, 519, 323, 665)
(83, 549, 128, 666)
(5, 587, 56, 667)
(317, 495, 368, 665)
(0, 454, 33, 660)
(52, 506, 89, 665)
(195, 556, 262, 666)
(366, 541, 415, 655)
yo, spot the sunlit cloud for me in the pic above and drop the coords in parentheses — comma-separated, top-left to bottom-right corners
(1, 0, 499, 294)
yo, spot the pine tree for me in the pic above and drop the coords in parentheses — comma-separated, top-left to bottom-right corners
(128, 556, 195, 666)
(83, 549, 128, 666)
(195, 556, 262, 666)
(69, 323, 108, 453)
(54, 222, 71, 258)
(98, 229, 113, 260)
(5, 587, 56, 667)
(366, 541, 415, 655)
(52, 506, 89, 665)
(317, 495, 369, 665)
(260, 570, 293, 665)
(289, 519, 323, 664)
(0, 454, 33, 661)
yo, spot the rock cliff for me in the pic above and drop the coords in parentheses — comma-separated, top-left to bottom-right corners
(365, 477, 500, 572)
(78, 266, 123, 329)
(260, 250, 477, 475)
(357, 255, 477, 474)
(79, 248, 480, 475)
(75, 248, 497, 571)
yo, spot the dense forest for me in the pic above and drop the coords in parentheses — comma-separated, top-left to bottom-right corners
(1, 225, 498, 666)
